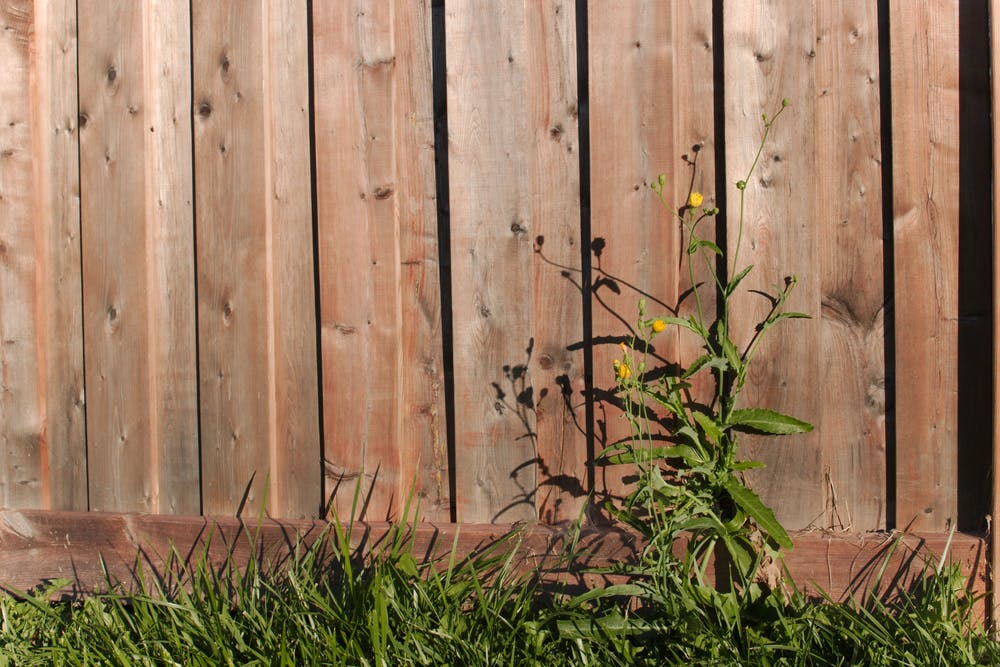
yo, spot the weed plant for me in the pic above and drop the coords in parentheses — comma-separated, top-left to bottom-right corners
(1, 103, 997, 665)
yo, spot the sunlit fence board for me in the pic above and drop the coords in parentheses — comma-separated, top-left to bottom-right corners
(313, 0, 449, 522)
(814, 1, 887, 530)
(78, 0, 199, 514)
(889, 0, 960, 533)
(192, 0, 320, 519)
(446, 1, 584, 523)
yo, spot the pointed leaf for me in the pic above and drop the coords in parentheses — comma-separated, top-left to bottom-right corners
(770, 311, 811, 323)
(722, 476, 792, 550)
(689, 238, 723, 255)
(691, 410, 723, 445)
(728, 408, 813, 435)
(725, 264, 754, 296)
(681, 354, 728, 380)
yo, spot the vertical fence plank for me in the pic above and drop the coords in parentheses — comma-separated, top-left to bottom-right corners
(0, 0, 80, 510)
(29, 0, 87, 509)
(447, 1, 584, 523)
(194, 0, 321, 519)
(723, 1, 822, 529)
(588, 1, 679, 511)
(814, 1, 886, 530)
(313, 0, 449, 522)
(890, 0, 959, 532)
(524, 1, 585, 524)
(141, 0, 199, 515)
(78, 0, 198, 514)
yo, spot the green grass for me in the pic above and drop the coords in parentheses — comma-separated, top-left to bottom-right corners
(0, 518, 996, 666)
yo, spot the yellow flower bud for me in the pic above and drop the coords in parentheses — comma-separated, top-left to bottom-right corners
(688, 192, 704, 208)
(614, 361, 631, 380)
(651, 319, 666, 333)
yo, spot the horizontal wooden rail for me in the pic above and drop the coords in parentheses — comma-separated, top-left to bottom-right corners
(0, 511, 986, 614)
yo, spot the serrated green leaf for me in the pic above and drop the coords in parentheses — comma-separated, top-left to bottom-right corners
(722, 476, 792, 550)
(691, 410, 723, 445)
(681, 354, 728, 380)
(728, 408, 813, 435)
(598, 444, 702, 466)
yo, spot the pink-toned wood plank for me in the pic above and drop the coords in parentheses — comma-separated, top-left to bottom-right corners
(0, 1, 64, 509)
(78, 0, 198, 514)
(28, 0, 87, 509)
(447, 1, 584, 523)
(722, 1, 823, 529)
(193, 0, 321, 519)
(889, 0, 959, 532)
(312, 0, 449, 522)
(815, 1, 886, 530)
(524, 1, 586, 525)
(587, 1, 680, 513)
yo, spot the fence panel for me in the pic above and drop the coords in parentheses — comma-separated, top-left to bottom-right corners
(26, 0, 89, 510)
(192, 0, 320, 519)
(78, 0, 199, 514)
(445, 1, 586, 524)
(312, 0, 449, 522)
(0, 0, 989, 537)
(0, 0, 86, 510)
(815, 0, 887, 531)
(889, 0, 960, 533)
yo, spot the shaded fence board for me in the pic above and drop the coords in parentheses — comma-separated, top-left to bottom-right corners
(78, 0, 199, 514)
(815, 1, 886, 530)
(889, 0, 960, 532)
(587, 1, 679, 510)
(193, 0, 320, 519)
(313, 0, 449, 522)
(722, 1, 823, 529)
(26, 0, 88, 510)
(446, 1, 584, 523)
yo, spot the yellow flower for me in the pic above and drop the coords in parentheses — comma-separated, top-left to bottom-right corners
(614, 360, 631, 380)
(651, 319, 666, 333)
(688, 192, 704, 208)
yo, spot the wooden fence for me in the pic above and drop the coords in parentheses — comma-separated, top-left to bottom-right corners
(0, 0, 992, 550)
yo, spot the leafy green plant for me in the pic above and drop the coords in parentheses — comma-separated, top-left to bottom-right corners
(596, 99, 810, 591)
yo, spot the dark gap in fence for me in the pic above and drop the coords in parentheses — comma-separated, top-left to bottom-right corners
(957, 0, 993, 532)
(711, 0, 728, 303)
(304, 0, 328, 519)
(877, 0, 897, 530)
(73, 0, 92, 512)
(431, 0, 457, 523)
(574, 0, 595, 498)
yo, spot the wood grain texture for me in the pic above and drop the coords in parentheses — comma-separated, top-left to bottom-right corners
(889, 0, 959, 532)
(0, 1, 54, 509)
(78, 0, 199, 514)
(0, 510, 986, 619)
(814, 1, 886, 530)
(194, 0, 321, 519)
(722, 0, 822, 529)
(313, 0, 449, 522)
(523, 1, 585, 525)
(587, 1, 681, 513)
(28, 0, 87, 510)
(447, 1, 584, 523)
